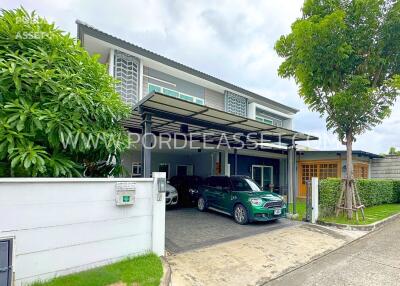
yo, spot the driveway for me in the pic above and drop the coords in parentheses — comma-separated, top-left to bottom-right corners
(167, 221, 365, 285)
(166, 208, 296, 253)
(267, 216, 400, 286)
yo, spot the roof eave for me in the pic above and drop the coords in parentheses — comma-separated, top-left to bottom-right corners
(75, 20, 300, 115)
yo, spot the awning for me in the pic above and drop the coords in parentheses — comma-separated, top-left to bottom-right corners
(124, 92, 318, 147)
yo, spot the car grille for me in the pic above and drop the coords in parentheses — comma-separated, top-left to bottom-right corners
(264, 201, 283, 208)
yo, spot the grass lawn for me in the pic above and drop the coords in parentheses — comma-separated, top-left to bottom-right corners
(319, 204, 400, 225)
(288, 198, 307, 221)
(31, 253, 163, 286)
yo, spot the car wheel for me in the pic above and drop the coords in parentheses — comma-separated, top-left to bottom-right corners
(234, 204, 249, 225)
(197, 196, 207, 212)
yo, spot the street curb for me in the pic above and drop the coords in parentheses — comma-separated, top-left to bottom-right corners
(160, 256, 172, 286)
(316, 212, 400, 231)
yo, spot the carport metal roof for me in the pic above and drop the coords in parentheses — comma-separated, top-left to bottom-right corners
(125, 92, 318, 147)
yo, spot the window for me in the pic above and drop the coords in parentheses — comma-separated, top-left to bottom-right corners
(319, 163, 338, 179)
(147, 83, 204, 105)
(256, 116, 273, 125)
(131, 162, 141, 177)
(0, 239, 13, 286)
(213, 177, 231, 191)
(354, 163, 369, 179)
(158, 163, 170, 179)
(231, 177, 262, 192)
(256, 114, 283, 127)
(148, 83, 162, 93)
(163, 88, 179, 98)
(252, 165, 273, 188)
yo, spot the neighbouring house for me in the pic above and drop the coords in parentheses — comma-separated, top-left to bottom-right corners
(297, 150, 382, 197)
(371, 155, 400, 180)
(76, 20, 320, 200)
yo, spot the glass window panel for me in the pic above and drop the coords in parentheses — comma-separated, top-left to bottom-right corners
(148, 83, 162, 93)
(179, 93, 194, 102)
(163, 88, 179, 98)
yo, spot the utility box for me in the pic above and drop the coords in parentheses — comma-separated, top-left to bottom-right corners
(115, 182, 136, 206)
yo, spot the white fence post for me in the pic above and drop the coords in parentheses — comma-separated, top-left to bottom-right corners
(151, 172, 166, 256)
(311, 177, 319, 223)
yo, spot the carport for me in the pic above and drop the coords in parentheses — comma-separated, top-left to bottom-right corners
(126, 91, 317, 203)
(126, 92, 317, 252)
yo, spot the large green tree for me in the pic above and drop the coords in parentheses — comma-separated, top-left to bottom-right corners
(275, 0, 400, 218)
(0, 8, 131, 177)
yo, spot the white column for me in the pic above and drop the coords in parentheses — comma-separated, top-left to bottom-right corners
(311, 177, 319, 223)
(108, 49, 114, 77)
(151, 172, 166, 256)
(287, 148, 293, 204)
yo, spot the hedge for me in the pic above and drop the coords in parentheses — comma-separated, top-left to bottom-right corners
(319, 178, 400, 216)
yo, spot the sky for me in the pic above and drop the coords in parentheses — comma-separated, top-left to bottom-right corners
(3, 0, 400, 154)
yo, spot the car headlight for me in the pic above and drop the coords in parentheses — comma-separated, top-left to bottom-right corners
(189, 188, 198, 194)
(249, 198, 263, 206)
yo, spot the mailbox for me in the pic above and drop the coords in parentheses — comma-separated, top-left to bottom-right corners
(115, 182, 136, 206)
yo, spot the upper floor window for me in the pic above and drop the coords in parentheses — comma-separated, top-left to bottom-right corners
(148, 83, 205, 105)
(225, 91, 247, 117)
(255, 114, 283, 127)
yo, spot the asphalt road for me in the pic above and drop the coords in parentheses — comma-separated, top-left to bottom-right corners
(267, 217, 400, 286)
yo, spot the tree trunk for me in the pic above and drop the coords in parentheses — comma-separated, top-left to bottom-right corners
(345, 132, 354, 219)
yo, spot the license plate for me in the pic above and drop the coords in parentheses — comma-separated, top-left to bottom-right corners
(274, 208, 282, 215)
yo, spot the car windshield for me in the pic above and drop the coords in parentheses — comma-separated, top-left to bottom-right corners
(231, 177, 263, 192)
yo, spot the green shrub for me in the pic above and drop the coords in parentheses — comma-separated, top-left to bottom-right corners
(394, 180, 400, 202)
(319, 178, 341, 216)
(0, 8, 131, 177)
(320, 178, 400, 216)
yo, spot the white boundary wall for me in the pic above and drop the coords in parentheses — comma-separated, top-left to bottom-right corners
(0, 173, 165, 286)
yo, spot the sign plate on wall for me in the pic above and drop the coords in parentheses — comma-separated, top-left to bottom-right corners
(115, 182, 136, 206)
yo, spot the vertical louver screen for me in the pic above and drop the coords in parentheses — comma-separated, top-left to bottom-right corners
(225, 91, 247, 117)
(114, 50, 139, 106)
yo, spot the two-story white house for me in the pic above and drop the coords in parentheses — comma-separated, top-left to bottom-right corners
(76, 20, 318, 199)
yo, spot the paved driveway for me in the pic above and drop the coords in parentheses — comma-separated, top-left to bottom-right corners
(168, 222, 364, 285)
(267, 216, 400, 286)
(166, 208, 296, 253)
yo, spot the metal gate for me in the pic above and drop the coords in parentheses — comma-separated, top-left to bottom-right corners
(0, 239, 12, 286)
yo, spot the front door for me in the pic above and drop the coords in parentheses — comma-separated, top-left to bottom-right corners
(252, 165, 273, 189)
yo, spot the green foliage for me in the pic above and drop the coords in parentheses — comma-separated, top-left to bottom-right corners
(275, 0, 400, 143)
(388, 147, 400, 155)
(319, 178, 400, 216)
(319, 178, 341, 215)
(320, 203, 400, 225)
(31, 253, 163, 286)
(0, 8, 131, 177)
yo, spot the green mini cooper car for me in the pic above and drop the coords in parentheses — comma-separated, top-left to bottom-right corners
(197, 176, 286, 224)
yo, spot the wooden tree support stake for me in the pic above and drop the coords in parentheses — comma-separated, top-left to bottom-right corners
(335, 178, 365, 221)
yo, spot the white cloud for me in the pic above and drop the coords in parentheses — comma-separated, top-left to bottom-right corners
(3, 0, 399, 154)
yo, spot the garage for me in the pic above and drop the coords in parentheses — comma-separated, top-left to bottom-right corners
(123, 92, 317, 253)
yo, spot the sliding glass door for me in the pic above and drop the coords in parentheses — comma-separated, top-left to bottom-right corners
(252, 165, 273, 188)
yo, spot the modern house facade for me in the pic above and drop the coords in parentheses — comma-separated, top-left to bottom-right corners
(76, 20, 318, 199)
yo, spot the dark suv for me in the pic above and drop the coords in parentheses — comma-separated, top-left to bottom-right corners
(169, 175, 204, 206)
(197, 176, 286, 224)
